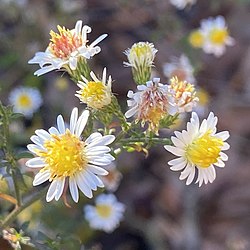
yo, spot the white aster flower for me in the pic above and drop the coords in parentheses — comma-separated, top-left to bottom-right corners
(28, 20, 107, 76)
(165, 112, 230, 186)
(169, 76, 199, 113)
(26, 107, 115, 202)
(163, 54, 196, 84)
(84, 193, 125, 233)
(9, 86, 42, 118)
(75, 67, 112, 109)
(169, 0, 196, 9)
(125, 78, 177, 133)
(200, 16, 235, 57)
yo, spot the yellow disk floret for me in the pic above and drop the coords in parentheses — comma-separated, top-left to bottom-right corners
(186, 130, 224, 168)
(17, 94, 32, 108)
(96, 204, 112, 218)
(208, 28, 228, 45)
(79, 81, 111, 109)
(37, 130, 87, 180)
(49, 25, 82, 59)
(189, 30, 204, 48)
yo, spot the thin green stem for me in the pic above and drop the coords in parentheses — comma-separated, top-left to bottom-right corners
(119, 137, 172, 145)
(0, 102, 22, 206)
(0, 187, 47, 231)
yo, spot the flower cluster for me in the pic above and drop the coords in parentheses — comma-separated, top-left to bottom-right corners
(189, 16, 235, 57)
(21, 18, 231, 235)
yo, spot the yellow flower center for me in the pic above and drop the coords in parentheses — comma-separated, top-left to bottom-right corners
(49, 25, 83, 59)
(186, 131, 223, 168)
(209, 28, 228, 45)
(37, 130, 87, 180)
(17, 94, 32, 108)
(79, 81, 111, 109)
(130, 44, 152, 59)
(189, 30, 204, 48)
(96, 204, 112, 218)
(170, 77, 197, 107)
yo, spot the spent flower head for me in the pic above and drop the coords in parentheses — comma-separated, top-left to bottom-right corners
(165, 112, 230, 186)
(9, 86, 42, 118)
(125, 78, 177, 133)
(84, 193, 125, 233)
(163, 54, 196, 84)
(28, 20, 107, 76)
(26, 107, 115, 202)
(189, 16, 234, 57)
(75, 68, 112, 109)
(124, 42, 158, 84)
(169, 76, 199, 113)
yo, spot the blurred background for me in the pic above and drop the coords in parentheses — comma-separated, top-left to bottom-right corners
(1, 0, 250, 249)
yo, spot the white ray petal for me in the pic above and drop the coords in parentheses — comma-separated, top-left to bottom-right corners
(70, 107, 78, 133)
(26, 157, 45, 168)
(57, 115, 65, 134)
(186, 167, 195, 185)
(85, 132, 102, 144)
(215, 131, 230, 141)
(170, 160, 187, 171)
(33, 170, 50, 186)
(48, 127, 59, 135)
(55, 178, 65, 201)
(220, 152, 228, 161)
(46, 180, 58, 202)
(75, 110, 89, 137)
(35, 129, 51, 141)
(87, 164, 108, 175)
(164, 145, 185, 156)
(171, 136, 185, 148)
(168, 157, 185, 166)
(69, 176, 79, 203)
(75, 172, 93, 198)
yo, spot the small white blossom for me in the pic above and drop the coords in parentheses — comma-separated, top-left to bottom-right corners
(9, 86, 42, 118)
(84, 193, 125, 233)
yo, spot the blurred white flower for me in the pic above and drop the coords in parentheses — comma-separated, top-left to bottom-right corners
(200, 16, 235, 57)
(165, 112, 230, 186)
(169, 0, 196, 9)
(26, 107, 115, 202)
(28, 20, 107, 76)
(84, 193, 125, 233)
(163, 55, 196, 84)
(9, 86, 42, 118)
